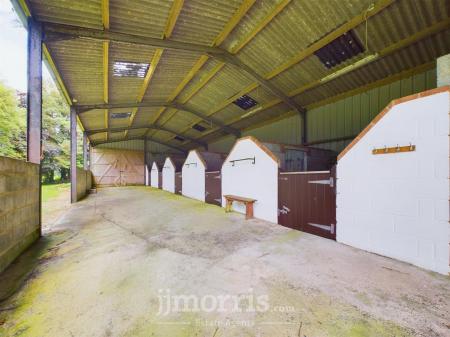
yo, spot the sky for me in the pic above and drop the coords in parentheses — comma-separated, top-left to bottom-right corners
(0, 0, 52, 92)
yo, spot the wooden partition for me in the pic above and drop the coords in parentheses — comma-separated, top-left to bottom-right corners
(175, 172, 182, 195)
(205, 171, 221, 206)
(90, 148, 144, 187)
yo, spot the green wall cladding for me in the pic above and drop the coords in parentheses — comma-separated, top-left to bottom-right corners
(210, 67, 437, 154)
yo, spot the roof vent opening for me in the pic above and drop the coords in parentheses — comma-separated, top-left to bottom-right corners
(174, 136, 185, 142)
(191, 122, 209, 132)
(110, 112, 132, 119)
(314, 30, 364, 69)
(113, 61, 150, 78)
(233, 95, 258, 110)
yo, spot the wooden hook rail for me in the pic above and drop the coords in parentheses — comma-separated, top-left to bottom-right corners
(372, 144, 416, 155)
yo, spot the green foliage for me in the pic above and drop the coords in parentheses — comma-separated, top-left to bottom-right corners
(0, 79, 85, 184)
(41, 81, 70, 183)
(0, 82, 26, 159)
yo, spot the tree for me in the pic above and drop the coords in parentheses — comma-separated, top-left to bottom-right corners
(41, 81, 84, 183)
(0, 82, 26, 158)
(41, 81, 70, 183)
(1, 79, 85, 183)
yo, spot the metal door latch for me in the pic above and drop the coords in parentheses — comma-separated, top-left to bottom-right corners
(308, 177, 334, 187)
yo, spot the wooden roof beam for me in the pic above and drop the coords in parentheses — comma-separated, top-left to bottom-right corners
(217, 52, 306, 115)
(230, 0, 291, 54)
(154, 61, 225, 129)
(92, 135, 187, 153)
(149, 55, 209, 126)
(76, 101, 170, 112)
(287, 17, 450, 97)
(125, 48, 164, 138)
(74, 102, 241, 137)
(86, 124, 207, 148)
(42, 22, 226, 55)
(42, 11, 305, 127)
(186, 18, 446, 146)
(184, 0, 395, 130)
(150, 0, 255, 128)
(101, 0, 109, 141)
(182, 15, 448, 146)
(137, 0, 182, 126)
(265, 0, 395, 79)
(163, 0, 184, 39)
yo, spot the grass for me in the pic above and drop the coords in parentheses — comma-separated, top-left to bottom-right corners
(41, 183, 70, 203)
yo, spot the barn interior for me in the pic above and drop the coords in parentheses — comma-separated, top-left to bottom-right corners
(0, 0, 449, 336)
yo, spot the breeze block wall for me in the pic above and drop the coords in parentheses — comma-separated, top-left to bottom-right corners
(76, 168, 92, 201)
(0, 156, 40, 273)
(336, 87, 450, 274)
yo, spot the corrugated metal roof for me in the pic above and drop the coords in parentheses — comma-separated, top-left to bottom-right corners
(28, 0, 102, 29)
(20, 0, 450, 150)
(109, 0, 172, 38)
(46, 39, 104, 104)
(142, 49, 202, 101)
(109, 43, 158, 103)
(170, 0, 243, 45)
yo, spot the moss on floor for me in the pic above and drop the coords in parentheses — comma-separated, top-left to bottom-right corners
(0, 187, 446, 337)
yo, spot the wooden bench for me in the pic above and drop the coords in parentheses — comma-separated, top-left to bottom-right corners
(224, 195, 257, 220)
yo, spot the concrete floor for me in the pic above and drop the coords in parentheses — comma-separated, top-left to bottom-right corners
(0, 187, 449, 337)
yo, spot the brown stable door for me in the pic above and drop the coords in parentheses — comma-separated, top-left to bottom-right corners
(175, 172, 182, 195)
(205, 171, 222, 206)
(278, 169, 336, 240)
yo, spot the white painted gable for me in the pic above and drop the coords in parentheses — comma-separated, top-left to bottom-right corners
(150, 162, 159, 188)
(182, 150, 206, 201)
(221, 137, 279, 223)
(162, 157, 176, 193)
(337, 89, 450, 274)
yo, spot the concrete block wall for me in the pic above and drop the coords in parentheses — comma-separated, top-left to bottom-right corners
(0, 156, 40, 273)
(336, 88, 449, 274)
(76, 167, 92, 201)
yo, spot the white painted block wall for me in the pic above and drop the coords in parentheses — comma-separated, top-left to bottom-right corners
(337, 90, 449, 274)
(222, 138, 279, 223)
(162, 158, 175, 193)
(182, 151, 206, 202)
(150, 162, 159, 188)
